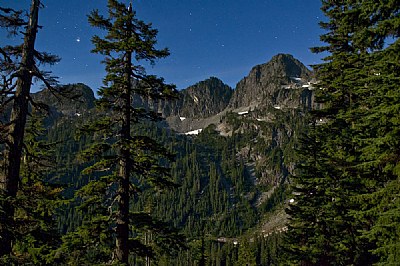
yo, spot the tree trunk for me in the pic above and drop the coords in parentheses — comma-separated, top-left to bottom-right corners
(116, 143, 131, 264)
(115, 6, 133, 260)
(0, 0, 39, 257)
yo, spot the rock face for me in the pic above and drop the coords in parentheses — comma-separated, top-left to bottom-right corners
(161, 54, 315, 133)
(176, 77, 233, 119)
(133, 77, 233, 119)
(33, 83, 96, 117)
(228, 53, 313, 110)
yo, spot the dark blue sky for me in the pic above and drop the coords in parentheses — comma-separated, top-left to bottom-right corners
(2, 0, 325, 91)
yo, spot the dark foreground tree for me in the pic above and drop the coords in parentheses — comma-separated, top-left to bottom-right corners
(0, 0, 62, 259)
(355, 4, 400, 263)
(285, 3, 373, 264)
(4, 113, 63, 265)
(57, 1, 182, 265)
(285, 0, 399, 265)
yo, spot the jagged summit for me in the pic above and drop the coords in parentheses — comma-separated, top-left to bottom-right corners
(32, 83, 95, 116)
(228, 54, 312, 109)
(131, 76, 232, 119)
(268, 53, 311, 77)
(164, 77, 233, 133)
(177, 77, 233, 118)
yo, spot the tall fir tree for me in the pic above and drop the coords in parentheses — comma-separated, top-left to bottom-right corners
(352, 1, 400, 264)
(0, 0, 62, 259)
(285, 0, 399, 265)
(57, 1, 182, 265)
(2, 112, 63, 265)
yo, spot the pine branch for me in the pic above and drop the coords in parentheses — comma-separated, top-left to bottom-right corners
(0, 47, 13, 64)
(34, 50, 61, 66)
(0, 7, 27, 36)
(27, 94, 49, 114)
(88, 9, 112, 30)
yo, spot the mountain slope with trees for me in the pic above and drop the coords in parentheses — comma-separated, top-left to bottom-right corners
(37, 53, 311, 264)
(0, 0, 398, 265)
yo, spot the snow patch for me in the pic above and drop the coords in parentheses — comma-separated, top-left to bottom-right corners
(274, 106, 281, 110)
(185, 129, 203, 135)
(290, 77, 302, 82)
(179, 117, 186, 121)
(75, 113, 82, 117)
(238, 111, 249, 115)
(302, 83, 314, 90)
(193, 95, 199, 104)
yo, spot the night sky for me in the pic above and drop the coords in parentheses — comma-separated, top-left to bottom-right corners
(1, 0, 325, 92)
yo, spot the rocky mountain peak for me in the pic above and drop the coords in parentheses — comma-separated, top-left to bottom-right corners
(228, 54, 312, 109)
(134, 76, 233, 120)
(32, 83, 95, 118)
(178, 77, 233, 118)
(269, 53, 310, 77)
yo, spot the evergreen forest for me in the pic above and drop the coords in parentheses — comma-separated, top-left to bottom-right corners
(0, 0, 399, 265)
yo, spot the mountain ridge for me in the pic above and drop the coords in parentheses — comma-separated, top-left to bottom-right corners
(163, 53, 315, 133)
(229, 53, 313, 109)
(33, 54, 315, 135)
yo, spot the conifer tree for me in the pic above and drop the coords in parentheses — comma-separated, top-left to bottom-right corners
(3, 113, 63, 265)
(285, 1, 399, 265)
(285, 2, 370, 263)
(352, 2, 400, 263)
(58, 1, 181, 265)
(0, 0, 61, 258)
